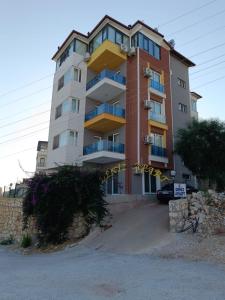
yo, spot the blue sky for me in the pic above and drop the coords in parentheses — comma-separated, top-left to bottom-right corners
(0, 0, 225, 188)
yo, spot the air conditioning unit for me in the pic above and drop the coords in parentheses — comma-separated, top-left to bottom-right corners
(84, 52, 91, 62)
(120, 44, 129, 54)
(144, 100, 152, 109)
(128, 46, 136, 56)
(144, 67, 152, 78)
(144, 135, 152, 145)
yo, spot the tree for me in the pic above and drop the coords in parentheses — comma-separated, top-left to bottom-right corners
(175, 119, 225, 190)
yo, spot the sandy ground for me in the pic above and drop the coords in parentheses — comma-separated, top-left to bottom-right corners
(1, 244, 225, 300)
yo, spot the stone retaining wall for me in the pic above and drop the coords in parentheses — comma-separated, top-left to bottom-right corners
(169, 199, 189, 233)
(0, 197, 87, 243)
(169, 191, 225, 235)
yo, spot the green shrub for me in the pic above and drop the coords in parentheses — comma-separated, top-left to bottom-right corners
(21, 234, 32, 248)
(23, 166, 108, 245)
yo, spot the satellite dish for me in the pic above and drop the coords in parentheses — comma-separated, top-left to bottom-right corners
(169, 39, 175, 48)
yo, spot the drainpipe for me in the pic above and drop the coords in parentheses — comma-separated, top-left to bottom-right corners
(137, 48, 140, 164)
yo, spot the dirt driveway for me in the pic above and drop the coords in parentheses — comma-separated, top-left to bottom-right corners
(82, 202, 172, 254)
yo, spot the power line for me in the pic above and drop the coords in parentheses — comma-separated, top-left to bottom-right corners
(0, 126, 48, 145)
(0, 110, 50, 129)
(0, 147, 36, 160)
(190, 60, 225, 75)
(0, 100, 50, 122)
(179, 24, 225, 47)
(192, 75, 225, 89)
(195, 54, 225, 67)
(0, 73, 53, 99)
(158, 0, 217, 28)
(0, 86, 51, 109)
(189, 41, 225, 58)
(191, 65, 225, 80)
(167, 8, 225, 36)
(0, 120, 49, 139)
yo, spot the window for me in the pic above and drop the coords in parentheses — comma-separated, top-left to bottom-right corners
(182, 174, 191, 181)
(132, 32, 161, 60)
(59, 131, 67, 147)
(143, 37, 149, 52)
(131, 34, 138, 47)
(55, 104, 62, 119)
(179, 103, 187, 113)
(151, 70, 161, 83)
(72, 98, 80, 113)
(53, 135, 59, 149)
(191, 100, 197, 112)
(108, 26, 115, 43)
(64, 69, 72, 85)
(178, 78, 186, 88)
(138, 33, 143, 48)
(89, 25, 129, 53)
(58, 76, 64, 91)
(154, 44, 160, 60)
(58, 68, 81, 92)
(151, 133, 163, 147)
(74, 68, 81, 82)
(53, 130, 78, 149)
(149, 39, 154, 56)
(150, 100, 162, 114)
(62, 99, 70, 113)
(39, 157, 45, 167)
(75, 39, 87, 56)
(115, 31, 122, 45)
(107, 173, 119, 195)
(55, 98, 80, 119)
(56, 39, 87, 70)
(102, 27, 108, 41)
(143, 173, 157, 194)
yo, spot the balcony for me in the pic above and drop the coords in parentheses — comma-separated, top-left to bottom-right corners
(150, 145, 168, 164)
(150, 80, 166, 98)
(86, 69, 126, 101)
(85, 103, 126, 132)
(82, 140, 125, 164)
(149, 111, 166, 124)
(148, 111, 168, 130)
(87, 40, 127, 73)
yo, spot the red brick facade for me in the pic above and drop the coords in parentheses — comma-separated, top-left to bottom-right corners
(125, 47, 174, 194)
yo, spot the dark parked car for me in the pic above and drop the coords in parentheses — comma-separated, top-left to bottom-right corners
(157, 183, 198, 203)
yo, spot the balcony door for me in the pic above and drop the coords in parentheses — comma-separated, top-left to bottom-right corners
(150, 133, 163, 147)
(94, 136, 102, 151)
(108, 133, 119, 151)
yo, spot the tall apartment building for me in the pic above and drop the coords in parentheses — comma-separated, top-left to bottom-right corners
(46, 15, 200, 198)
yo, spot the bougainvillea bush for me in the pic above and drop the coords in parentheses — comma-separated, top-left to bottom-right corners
(23, 166, 108, 245)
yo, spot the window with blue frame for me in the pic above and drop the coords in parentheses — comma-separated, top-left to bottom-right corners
(131, 32, 161, 60)
(89, 25, 129, 54)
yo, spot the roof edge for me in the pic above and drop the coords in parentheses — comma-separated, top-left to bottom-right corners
(171, 49, 196, 67)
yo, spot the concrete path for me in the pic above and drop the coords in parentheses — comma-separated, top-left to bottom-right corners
(0, 245, 225, 300)
(82, 202, 171, 254)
